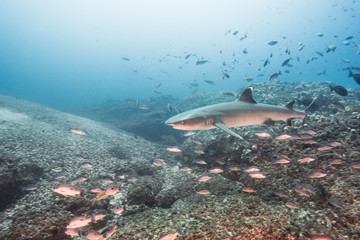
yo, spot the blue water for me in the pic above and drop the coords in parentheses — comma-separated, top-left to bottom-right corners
(0, 0, 358, 110)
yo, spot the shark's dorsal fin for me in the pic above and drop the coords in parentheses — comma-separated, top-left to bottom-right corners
(238, 87, 257, 103)
(286, 100, 295, 110)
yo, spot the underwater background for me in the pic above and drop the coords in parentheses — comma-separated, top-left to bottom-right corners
(0, 0, 359, 109)
(0, 1, 360, 240)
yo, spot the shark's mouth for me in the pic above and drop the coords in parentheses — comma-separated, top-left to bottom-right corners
(166, 122, 184, 130)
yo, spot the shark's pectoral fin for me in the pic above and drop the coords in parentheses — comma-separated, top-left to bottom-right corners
(214, 122, 244, 140)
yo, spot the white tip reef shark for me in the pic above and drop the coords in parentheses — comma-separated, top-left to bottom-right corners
(165, 87, 315, 140)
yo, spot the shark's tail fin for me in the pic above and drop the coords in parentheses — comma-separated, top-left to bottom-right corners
(304, 97, 317, 114)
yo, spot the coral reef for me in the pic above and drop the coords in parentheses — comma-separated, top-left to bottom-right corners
(0, 81, 360, 239)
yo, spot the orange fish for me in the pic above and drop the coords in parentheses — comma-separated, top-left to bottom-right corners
(102, 178, 114, 183)
(328, 159, 344, 165)
(195, 160, 207, 165)
(70, 129, 87, 135)
(285, 202, 298, 209)
(166, 147, 182, 153)
(329, 141, 341, 147)
(350, 162, 360, 169)
(297, 157, 315, 163)
(105, 185, 121, 196)
(53, 184, 84, 197)
(159, 228, 183, 240)
(152, 158, 167, 167)
(242, 187, 256, 193)
(317, 145, 333, 151)
(197, 190, 211, 195)
(180, 166, 192, 171)
(197, 175, 211, 182)
(275, 158, 290, 164)
(255, 132, 272, 138)
(86, 230, 106, 240)
(80, 162, 93, 168)
(299, 133, 313, 139)
(66, 215, 95, 228)
(228, 165, 241, 172)
(104, 224, 118, 239)
(208, 168, 224, 174)
(64, 228, 81, 237)
(95, 191, 109, 201)
(243, 166, 260, 173)
(307, 170, 327, 178)
(248, 172, 266, 179)
(73, 177, 88, 182)
(118, 174, 128, 180)
(302, 139, 317, 144)
(94, 214, 106, 221)
(114, 205, 126, 215)
(127, 175, 139, 182)
(274, 189, 288, 198)
(194, 149, 205, 154)
(90, 188, 103, 193)
(275, 134, 293, 140)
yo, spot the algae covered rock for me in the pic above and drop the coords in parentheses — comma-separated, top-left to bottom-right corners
(127, 176, 163, 207)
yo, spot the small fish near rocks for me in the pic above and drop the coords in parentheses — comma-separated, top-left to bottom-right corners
(329, 85, 348, 96)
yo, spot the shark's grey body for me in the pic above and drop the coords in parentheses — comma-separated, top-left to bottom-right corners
(165, 88, 309, 139)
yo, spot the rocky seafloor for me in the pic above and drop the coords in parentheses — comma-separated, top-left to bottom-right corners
(1, 81, 360, 240)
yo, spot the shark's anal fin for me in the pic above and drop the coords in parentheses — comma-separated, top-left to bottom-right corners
(214, 122, 244, 140)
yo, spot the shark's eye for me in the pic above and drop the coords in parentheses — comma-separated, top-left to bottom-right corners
(180, 121, 185, 124)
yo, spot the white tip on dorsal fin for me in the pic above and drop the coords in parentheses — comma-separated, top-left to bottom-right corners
(238, 87, 257, 104)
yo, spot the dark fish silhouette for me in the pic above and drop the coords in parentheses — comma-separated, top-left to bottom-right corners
(222, 70, 230, 79)
(263, 59, 270, 67)
(196, 59, 209, 65)
(344, 66, 360, 72)
(349, 71, 360, 85)
(281, 58, 291, 66)
(298, 98, 319, 111)
(330, 101, 345, 111)
(269, 71, 281, 81)
(268, 40, 278, 46)
(330, 85, 348, 96)
(204, 80, 215, 85)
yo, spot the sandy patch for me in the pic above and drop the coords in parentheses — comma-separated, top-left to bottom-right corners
(0, 108, 29, 121)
